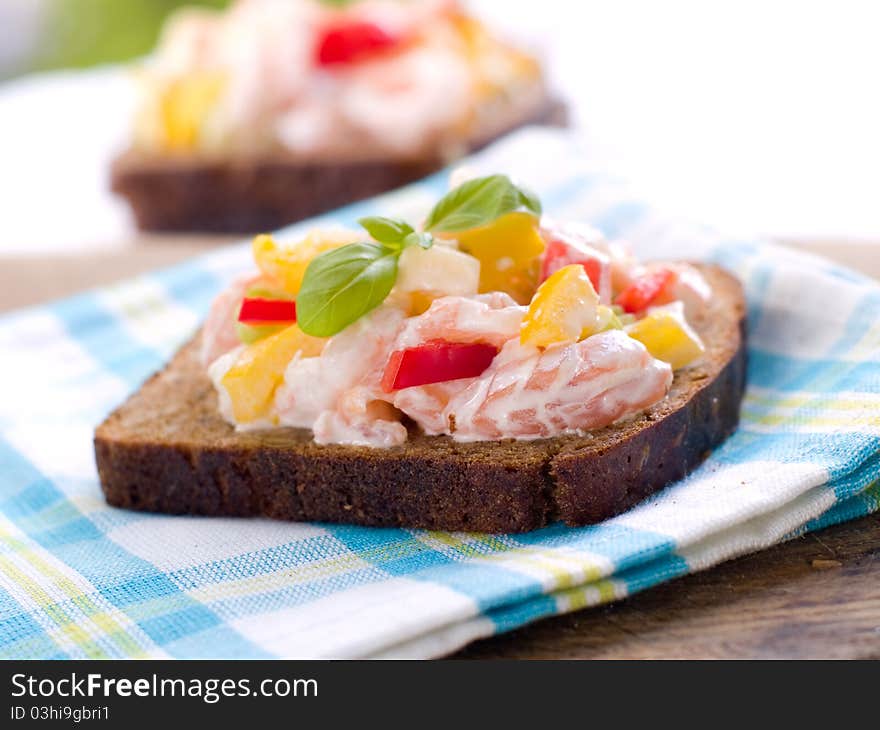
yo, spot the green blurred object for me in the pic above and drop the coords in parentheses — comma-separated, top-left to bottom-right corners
(31, 0, 231, 72)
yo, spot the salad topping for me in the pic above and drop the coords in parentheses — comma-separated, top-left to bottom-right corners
(133, 0, 546, 159)
(203, 173, 711, 447)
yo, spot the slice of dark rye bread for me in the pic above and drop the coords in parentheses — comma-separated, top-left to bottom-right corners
(94, 263, 746, 533)
(112, 95, 566, 234)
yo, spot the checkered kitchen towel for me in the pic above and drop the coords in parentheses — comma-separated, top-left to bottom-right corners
(1, 129, 879, 659)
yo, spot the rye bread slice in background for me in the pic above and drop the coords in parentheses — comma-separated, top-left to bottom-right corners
(94, 263, 747, 533)
(112, 95, 566, 234)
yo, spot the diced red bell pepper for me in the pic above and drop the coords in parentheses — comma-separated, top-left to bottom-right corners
(540, 237, 611, 303)
(581, 258, 604, 295)
(381, 340, 498, 393)
(238, 297, 297, 325)
(614, 268, 675, 313)
(316, 21, 401, 66)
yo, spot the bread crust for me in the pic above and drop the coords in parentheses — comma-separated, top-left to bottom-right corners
(112, 97, 567, 233)
(94, 263, 746, 533)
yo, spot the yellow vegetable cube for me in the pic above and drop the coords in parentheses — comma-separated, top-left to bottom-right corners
(221, 324, 325, 423)
(520, 264, 600, 348)
(253, 229, 360, 296)
(625, 303, 705, 369)
(442, 212, 545, 303)
(160, 71, 226, 151)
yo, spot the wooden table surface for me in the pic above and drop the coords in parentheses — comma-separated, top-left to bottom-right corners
(2, 236, 879, 659)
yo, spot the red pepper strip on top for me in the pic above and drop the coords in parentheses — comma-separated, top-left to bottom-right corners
(238, 297, 297, 325)
(316, 21, 401, 66)
(615, 268, 675, 313)
(381, 340, 499, 393)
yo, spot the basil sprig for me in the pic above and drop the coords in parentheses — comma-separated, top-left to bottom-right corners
(423, 174, 541, 233)
(296, 242, 399, 338)
(296, 176, 542, 337)
(358, 216, 433, 251)
(296, 216, 431, 337)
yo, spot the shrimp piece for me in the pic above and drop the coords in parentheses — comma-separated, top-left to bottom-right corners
(392, 380, 465, 435)
(658, 263, 712, 318)
(395, 293, 525, 350)
(339, 43, 473, 155)
(388, 293, 526, 430)
(275, 304, 407, 432)
(313, 386, 407, 447)
(444, 330, 672, 442)
(623, 262, 712, 318)
(356, 292, 525, 435)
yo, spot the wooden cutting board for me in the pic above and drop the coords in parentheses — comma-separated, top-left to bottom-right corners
(1, 235, 878, 659)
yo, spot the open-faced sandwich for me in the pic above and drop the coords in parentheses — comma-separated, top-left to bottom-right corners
(112, 0, 562, 233)
(95, 174, 747, 533)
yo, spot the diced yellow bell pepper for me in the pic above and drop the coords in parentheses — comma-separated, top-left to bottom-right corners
(160, 71, 226, 151)
(441, 212, 545, 303)
(625, 304, 705, 369)
(221, 324, 326, 423)
(520, 264, 600, 348)
(252, 230, 360, 297)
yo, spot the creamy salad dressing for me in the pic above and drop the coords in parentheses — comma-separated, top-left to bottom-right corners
(274, 304, 406, 431)
(313, 387, 408, 447)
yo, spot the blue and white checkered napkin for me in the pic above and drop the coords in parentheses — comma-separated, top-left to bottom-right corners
(1, 129, 878, 659)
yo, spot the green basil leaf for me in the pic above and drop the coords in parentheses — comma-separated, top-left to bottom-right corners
(296, 243, 399, 337)
(423, 174, 542, 233)
(358, 216, 414, 247)
(516, 184, 542, 217)
(403, 231, 434, 250)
